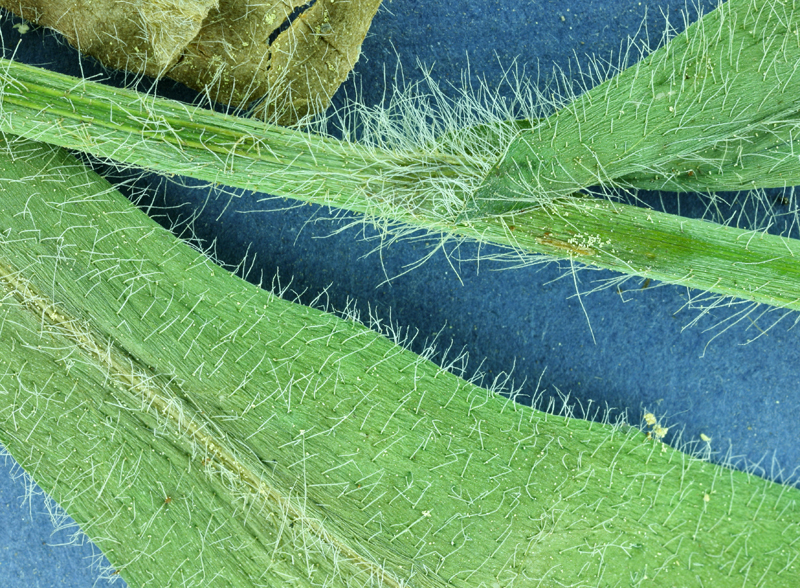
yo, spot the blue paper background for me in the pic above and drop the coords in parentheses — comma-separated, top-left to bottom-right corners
(2, 1, 799, 585)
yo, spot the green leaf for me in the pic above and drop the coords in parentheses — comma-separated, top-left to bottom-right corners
(471, 0, 800, 215)
(1, 137, 800, 586)
(442, 117, 800, 193)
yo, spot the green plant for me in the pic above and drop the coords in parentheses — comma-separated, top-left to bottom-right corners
(1, 0, 800, 587)
(3, 1, 800, 310)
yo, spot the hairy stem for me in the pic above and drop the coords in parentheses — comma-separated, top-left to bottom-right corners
(2, 49, 800, 312)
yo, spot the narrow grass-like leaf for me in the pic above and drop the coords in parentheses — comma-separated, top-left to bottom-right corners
(0, 0, 800, 316)
(472, 0, 800, 214)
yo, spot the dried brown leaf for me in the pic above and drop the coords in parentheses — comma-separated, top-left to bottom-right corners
(2, 0, 382, 124)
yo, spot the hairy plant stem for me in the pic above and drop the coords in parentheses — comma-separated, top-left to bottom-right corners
(1, 137, 799, 587)
(3, 0, 800, 313)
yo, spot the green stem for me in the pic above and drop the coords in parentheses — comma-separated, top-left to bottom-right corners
(466, 199, 800, 310)
(1, 0, 800, 315)
(0, 58, 472, 221)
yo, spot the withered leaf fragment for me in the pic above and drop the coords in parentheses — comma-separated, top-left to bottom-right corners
(2, 0, 382, 125)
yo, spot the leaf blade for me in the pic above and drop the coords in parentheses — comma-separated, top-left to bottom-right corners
(471, 0, 800, 215)
(1, 138, 800, 587)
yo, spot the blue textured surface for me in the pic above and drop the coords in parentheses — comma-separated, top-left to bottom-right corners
(1, 1, 799, 586)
